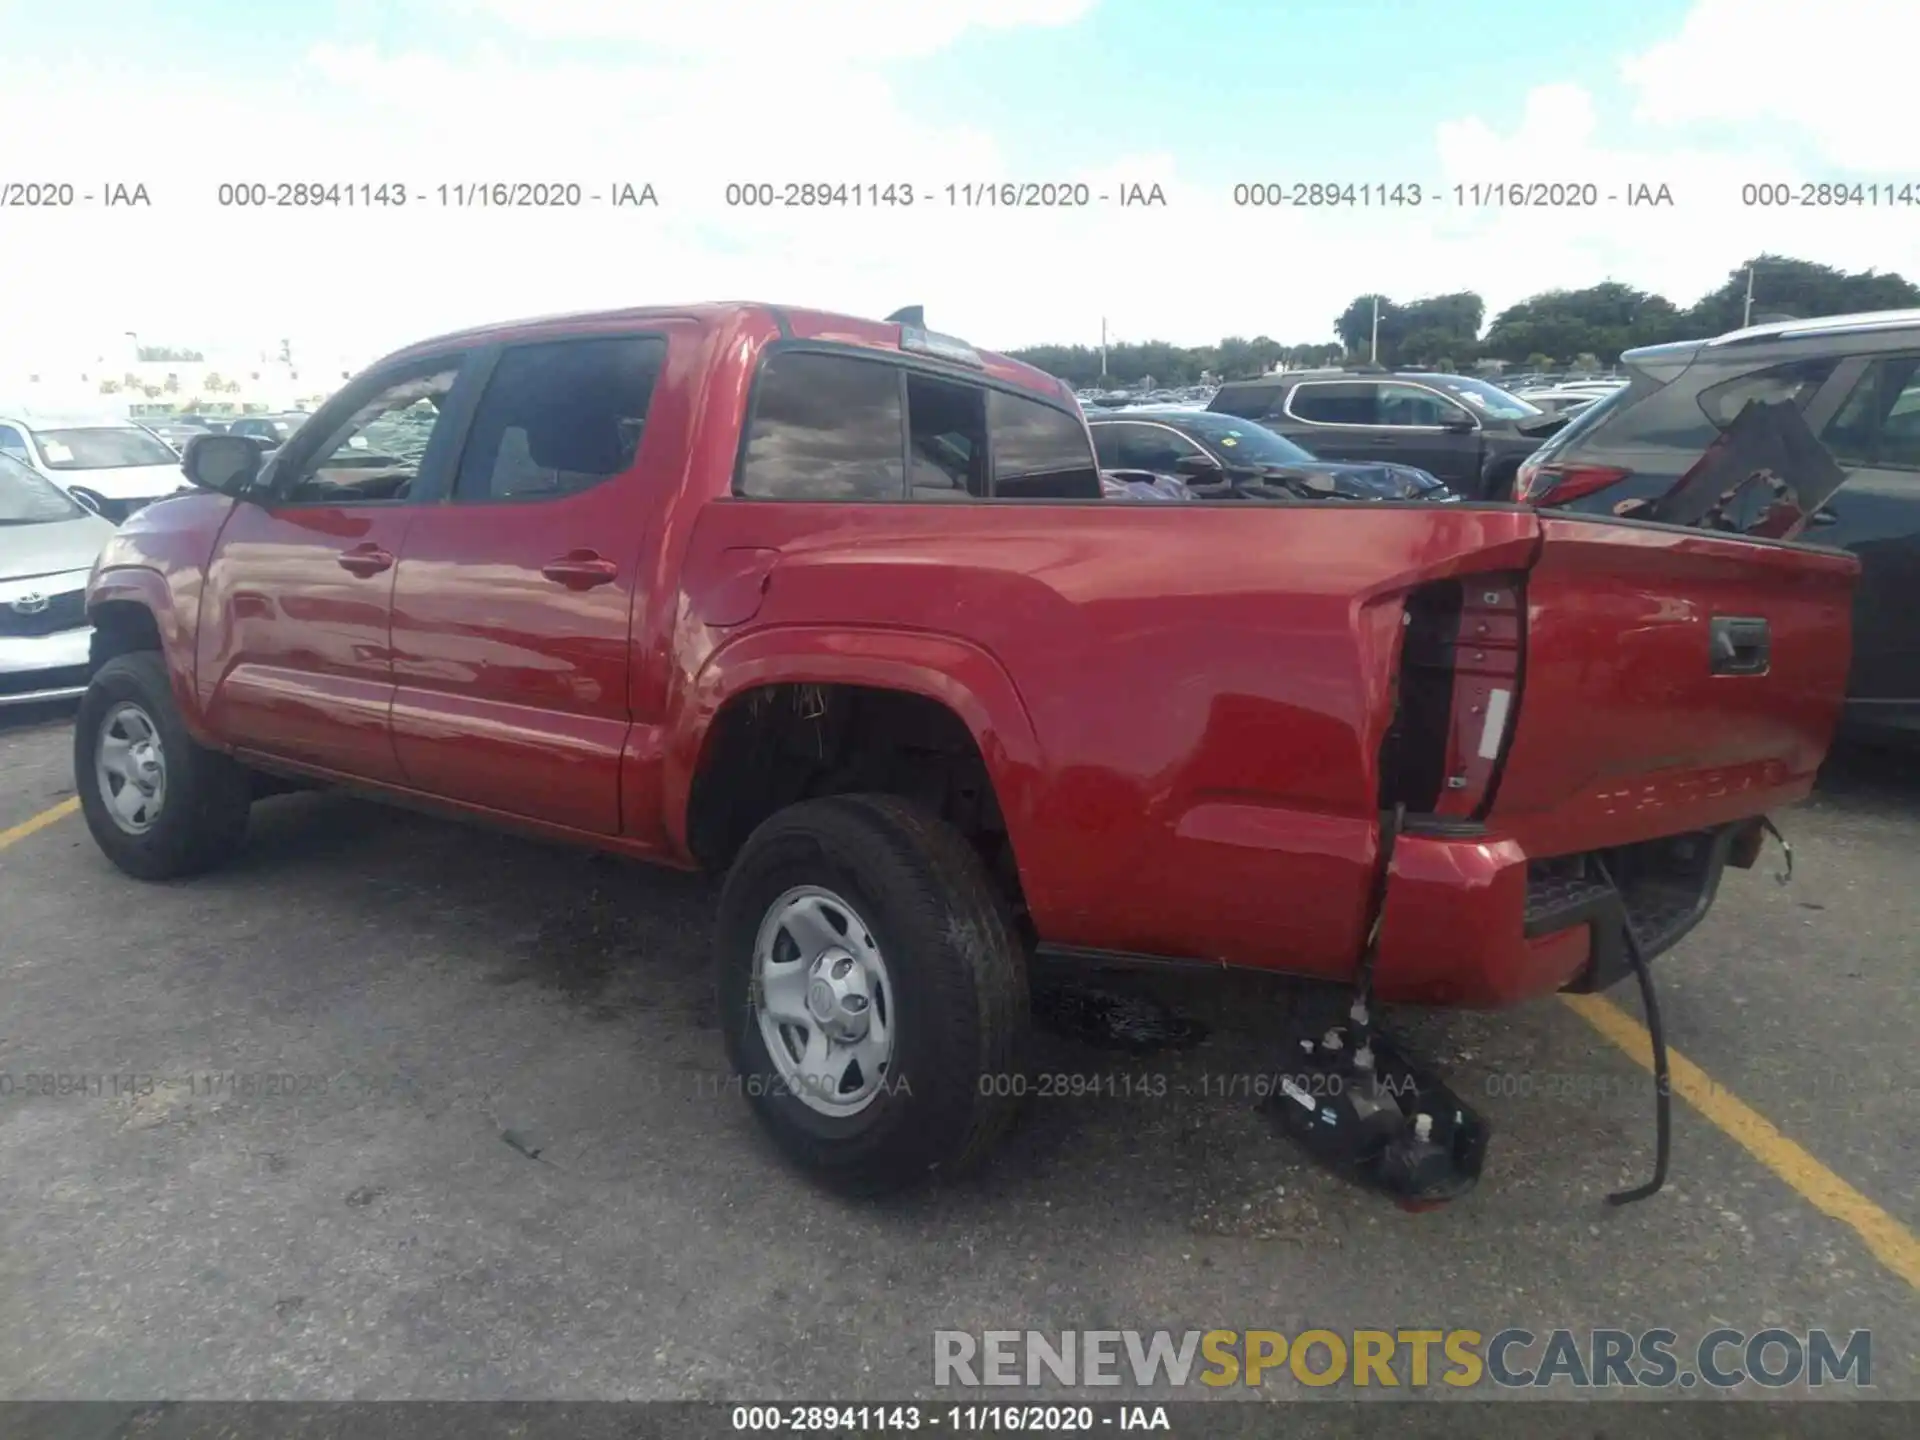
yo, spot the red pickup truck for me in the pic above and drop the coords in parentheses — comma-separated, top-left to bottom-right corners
(75, 302, 1858, 1193)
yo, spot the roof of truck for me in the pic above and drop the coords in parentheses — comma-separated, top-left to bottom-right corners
(381, 302, 1072, 402)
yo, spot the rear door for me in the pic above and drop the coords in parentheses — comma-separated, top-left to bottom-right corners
(387, 330, 677, 835)
(1486, 515, 1859, 857)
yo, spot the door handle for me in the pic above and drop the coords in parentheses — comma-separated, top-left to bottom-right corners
(1710, 616, 1770, 676)
(337, 544, 394, 577)
(541, 550, 619, 590)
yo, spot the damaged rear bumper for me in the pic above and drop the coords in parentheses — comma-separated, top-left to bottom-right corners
(1370, 821, 1751, 1007)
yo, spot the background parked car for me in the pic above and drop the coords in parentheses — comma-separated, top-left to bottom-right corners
(140, 416, 214, 451)
(1207, 368, 1565, 499)
(0, 450, 114, 707)
(226, 412, 311, 451)
(0, 409, 188, 522)
(1516, 308, 1920, 740)
(1090, 406, 1454, 501)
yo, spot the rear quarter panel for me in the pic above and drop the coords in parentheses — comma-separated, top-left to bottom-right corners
(675, 500, 1543, 978)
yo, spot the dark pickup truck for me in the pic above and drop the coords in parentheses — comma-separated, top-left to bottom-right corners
(73, 302, 1857, 1194)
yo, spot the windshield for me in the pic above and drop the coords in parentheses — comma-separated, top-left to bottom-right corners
(0, 451, 87, 523)
(1169, 412, 1318, 465)
(1430, 377, 1543, 421)
(33, 426, 181, 470)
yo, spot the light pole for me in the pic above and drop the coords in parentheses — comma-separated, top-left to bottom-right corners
(1100, 317, 1108, 379)
(1742, 266, 1756, 327)
(1370, 296, 1380, 364)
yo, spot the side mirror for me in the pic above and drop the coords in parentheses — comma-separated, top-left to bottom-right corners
(181, 433, 265, 497)
(1439, 414, 1477, 434)
(69, 488, 105, 517)
(1174, 454, 1225, 479)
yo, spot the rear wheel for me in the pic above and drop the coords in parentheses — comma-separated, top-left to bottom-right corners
(74, 651, 252, 880)
(715, 794, 1029, 1193)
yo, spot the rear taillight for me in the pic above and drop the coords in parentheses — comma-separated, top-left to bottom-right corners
(1515, 461, 1630, 506)
(1377, 573, 1526, 820)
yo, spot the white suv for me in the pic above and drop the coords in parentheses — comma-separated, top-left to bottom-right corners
(0, 410, 189, 523)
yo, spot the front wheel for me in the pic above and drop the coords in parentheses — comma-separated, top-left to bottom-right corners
(74, 651, 252, 880)
(715, 794, 1029, 1194)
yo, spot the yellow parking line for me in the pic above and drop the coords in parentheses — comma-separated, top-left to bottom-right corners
(0, 796, 79, 852)
(1562, 991, 1920, 1292)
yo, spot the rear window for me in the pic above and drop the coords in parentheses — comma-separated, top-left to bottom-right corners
(738, 352, 905, 500)
(32, 426, 180, 470)
(988, 390, 1101, 499)
(738, 350, 1098, 501)
(1524, 381, 1636, 464)
(1698, 359, 1836, 428)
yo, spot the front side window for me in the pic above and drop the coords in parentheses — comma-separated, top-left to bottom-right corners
(988, 390, 1100, 499)
(279, 366, 461, 505)
(454, 337, 667, 502)
(31, 426, 179, 470)
(1287, 382, 1378, 425)
(739, 352, 905, 500)
(0, 425, 26, 459)
(1376, 384, 1469, 428)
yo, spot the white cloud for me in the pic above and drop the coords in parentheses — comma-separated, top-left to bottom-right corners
(461, 0, 1098, 60)
(3, 0, 1917, 377)
(1621, 0, 1909, 170)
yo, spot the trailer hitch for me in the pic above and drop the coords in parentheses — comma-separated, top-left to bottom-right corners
(1265, 803, 1491, 1208)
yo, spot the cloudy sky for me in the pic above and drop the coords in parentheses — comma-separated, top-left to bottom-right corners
(1, 0, 1913, 363)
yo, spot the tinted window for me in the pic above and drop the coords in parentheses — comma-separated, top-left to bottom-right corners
(1377, 384, 1467, 427)
(1822, 356, 1920, 470)
(454, 337, 666, 501)
(739, 352, 904, 500)
(1210, 384, 1283, 420)
(988, 390, 1100, 499)
(281, 366, 460, 505)
(1288, 382, 1378, 425)
(0, 424, 25, 458)
(1699, 359, 1836, 428)
(906, 372, 988, 499)
(1102, 422, 1206, 472)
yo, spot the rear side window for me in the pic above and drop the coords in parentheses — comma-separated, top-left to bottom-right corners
(739, 352, 905, 500)
(455, 337, 667, 501)
(1288, 382, 1378, 425)
(988, 390, 1101, 499)
(1698, 358, 1836, 428)
(1821, 356, 1920, 469)
(1210, 384, 1282, 420)
(907, 372, 988, 499)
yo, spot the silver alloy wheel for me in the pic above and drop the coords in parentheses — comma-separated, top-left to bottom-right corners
(95, 701, 168, 835)
(752, 885, 895, 1117)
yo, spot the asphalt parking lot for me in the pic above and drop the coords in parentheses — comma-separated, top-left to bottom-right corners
(1, 701, 1915, 1405)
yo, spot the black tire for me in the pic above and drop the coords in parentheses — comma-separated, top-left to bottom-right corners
(74, 651, 252, 881)
(716, 794, 1029, 1194)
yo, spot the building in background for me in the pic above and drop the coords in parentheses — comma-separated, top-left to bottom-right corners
(0, 332, 368, 416)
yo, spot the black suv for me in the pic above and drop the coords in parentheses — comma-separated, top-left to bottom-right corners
(1206, 368, 1564, 500)
(1517, 309, 1920, 740)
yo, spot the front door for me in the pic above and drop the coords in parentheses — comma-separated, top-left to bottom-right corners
(1804, 353, 1920, 711)
(388, 331, 677, 835)
(1365, 382, 1483, 485)
(197, 358, 472, 782)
